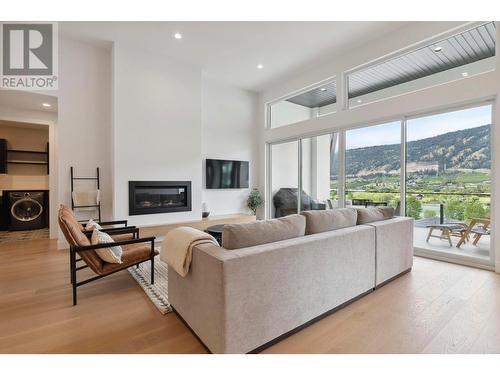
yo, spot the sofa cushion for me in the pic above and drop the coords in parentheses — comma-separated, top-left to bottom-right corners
(58, 205, 90, 246)
(222, 214, 305, 250)
(58, 205, 104, 275)
(378, 207, 395, 220)
(101, 244, 159, 275)
(356, 207, 394, 224)
(301, 208, 357, 235)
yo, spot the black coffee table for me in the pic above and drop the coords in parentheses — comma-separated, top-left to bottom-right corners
(206, 224, 224, 245)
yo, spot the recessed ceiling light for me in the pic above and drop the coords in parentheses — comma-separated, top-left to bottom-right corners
(320, 88, 327, 92)
(356, 99, 362, 103)
(257, 64, 263, 69)
(174, 32, 182, 40)
(42, 103, 51, 107)
(433, 46, 442, 52)
(462, 71, 469, 77)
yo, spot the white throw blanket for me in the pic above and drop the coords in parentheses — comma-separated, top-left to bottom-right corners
(160, 226, 219, 277)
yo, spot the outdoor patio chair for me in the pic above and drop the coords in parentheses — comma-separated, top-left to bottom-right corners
(456, 218, 491, 248)
(425, 223, 467, 247)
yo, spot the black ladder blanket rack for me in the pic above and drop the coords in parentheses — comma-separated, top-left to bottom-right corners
(70, 167, 101, 222)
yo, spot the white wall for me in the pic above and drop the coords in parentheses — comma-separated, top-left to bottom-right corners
(50, 37, 259, 239)
(57, 36, 112, 226)
(112, 43, 203, 226)
(201, 78, 258, 215)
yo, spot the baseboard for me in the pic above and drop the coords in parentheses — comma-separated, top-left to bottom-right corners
(374, 268, 412, 289)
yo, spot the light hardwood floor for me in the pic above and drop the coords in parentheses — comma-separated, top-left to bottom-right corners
(1, 238, 500, 354)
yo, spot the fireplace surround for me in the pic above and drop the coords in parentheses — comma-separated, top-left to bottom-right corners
(129, 181, 192, 215)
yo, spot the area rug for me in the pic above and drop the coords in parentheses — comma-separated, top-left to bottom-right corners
(128, 255, 172, 314)
(0, 228, 50, 243)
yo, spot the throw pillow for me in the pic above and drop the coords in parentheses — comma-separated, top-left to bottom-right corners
(356, 207, 394, 224)
(222, 214, 306, 250)
(91, 229, 123, 264)
(378, 207, 395, 219)
(301, 208, 357, 235)
(85, 218, 102, 231)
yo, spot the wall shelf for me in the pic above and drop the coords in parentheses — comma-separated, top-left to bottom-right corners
(0, 140, 50, 175)
(7, 149, 48, 155)
(7, 161, 49, 165)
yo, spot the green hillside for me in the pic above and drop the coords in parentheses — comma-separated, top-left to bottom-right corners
(335, 124, 491, 176)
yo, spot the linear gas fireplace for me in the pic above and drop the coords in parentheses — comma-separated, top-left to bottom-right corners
(128, 181, 192, 215)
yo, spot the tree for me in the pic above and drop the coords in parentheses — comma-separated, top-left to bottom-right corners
(406, 196, 422, 220)
(424, 209, 437, 219)
(444, 197, 465, 221)
(464, 197, 486, 220)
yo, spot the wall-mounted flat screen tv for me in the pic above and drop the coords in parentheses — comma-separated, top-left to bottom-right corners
(206, 159, 249, 189)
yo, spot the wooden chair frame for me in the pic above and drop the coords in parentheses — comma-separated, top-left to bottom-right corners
(426, 224, 467, 247)
(81, 219, 136, 236)
(456, 218, 490, 249)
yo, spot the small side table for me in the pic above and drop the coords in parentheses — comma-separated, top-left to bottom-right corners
(206, 224, 224, 245)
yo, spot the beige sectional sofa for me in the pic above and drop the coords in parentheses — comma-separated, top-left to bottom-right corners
(167, 208, 413, 353)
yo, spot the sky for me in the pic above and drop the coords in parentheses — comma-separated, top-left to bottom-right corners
(346, 104, 492, 150)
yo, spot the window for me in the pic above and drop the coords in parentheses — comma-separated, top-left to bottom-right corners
(270, 132, 340, 218)
(270, 141, 299, 218)
(345, 121, 402, 212)
(268, 79, 336, 128)
(301, 133, 340, 211)
(347, 22, 496, 108)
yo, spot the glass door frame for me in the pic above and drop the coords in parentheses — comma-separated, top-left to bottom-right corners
(267, 131, 342, 219)
(403, 100, 495, 268)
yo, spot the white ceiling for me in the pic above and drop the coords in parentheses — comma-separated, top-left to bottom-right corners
(0, 90, 58, 113)
(60, 21, 410, 92)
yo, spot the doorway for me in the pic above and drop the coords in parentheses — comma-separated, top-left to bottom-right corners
(0, 90, 58, 242)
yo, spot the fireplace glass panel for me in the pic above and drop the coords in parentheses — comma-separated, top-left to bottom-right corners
(129, 181, 191, 215)
(134, 187, 186, 209)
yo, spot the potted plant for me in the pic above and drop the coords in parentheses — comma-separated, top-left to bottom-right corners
(247, 188, 264, 216)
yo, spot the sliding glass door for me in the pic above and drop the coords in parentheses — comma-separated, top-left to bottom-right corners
(268, 102, 493, 267)
(270, 141, 299, 218)
(406, 104, 493, 264)
(269, 133, 340, 218)
(301, 133, 340, 211)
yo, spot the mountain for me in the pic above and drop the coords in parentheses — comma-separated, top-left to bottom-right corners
(334, 124, 491, 177)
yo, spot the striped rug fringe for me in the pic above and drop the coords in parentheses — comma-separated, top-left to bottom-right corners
(128, 255, 172, 315)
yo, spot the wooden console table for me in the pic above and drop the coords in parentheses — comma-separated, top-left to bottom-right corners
(138, 213, 256, 240)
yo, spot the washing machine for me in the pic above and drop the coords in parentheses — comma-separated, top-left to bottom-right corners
(8, 191, 48, 230)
